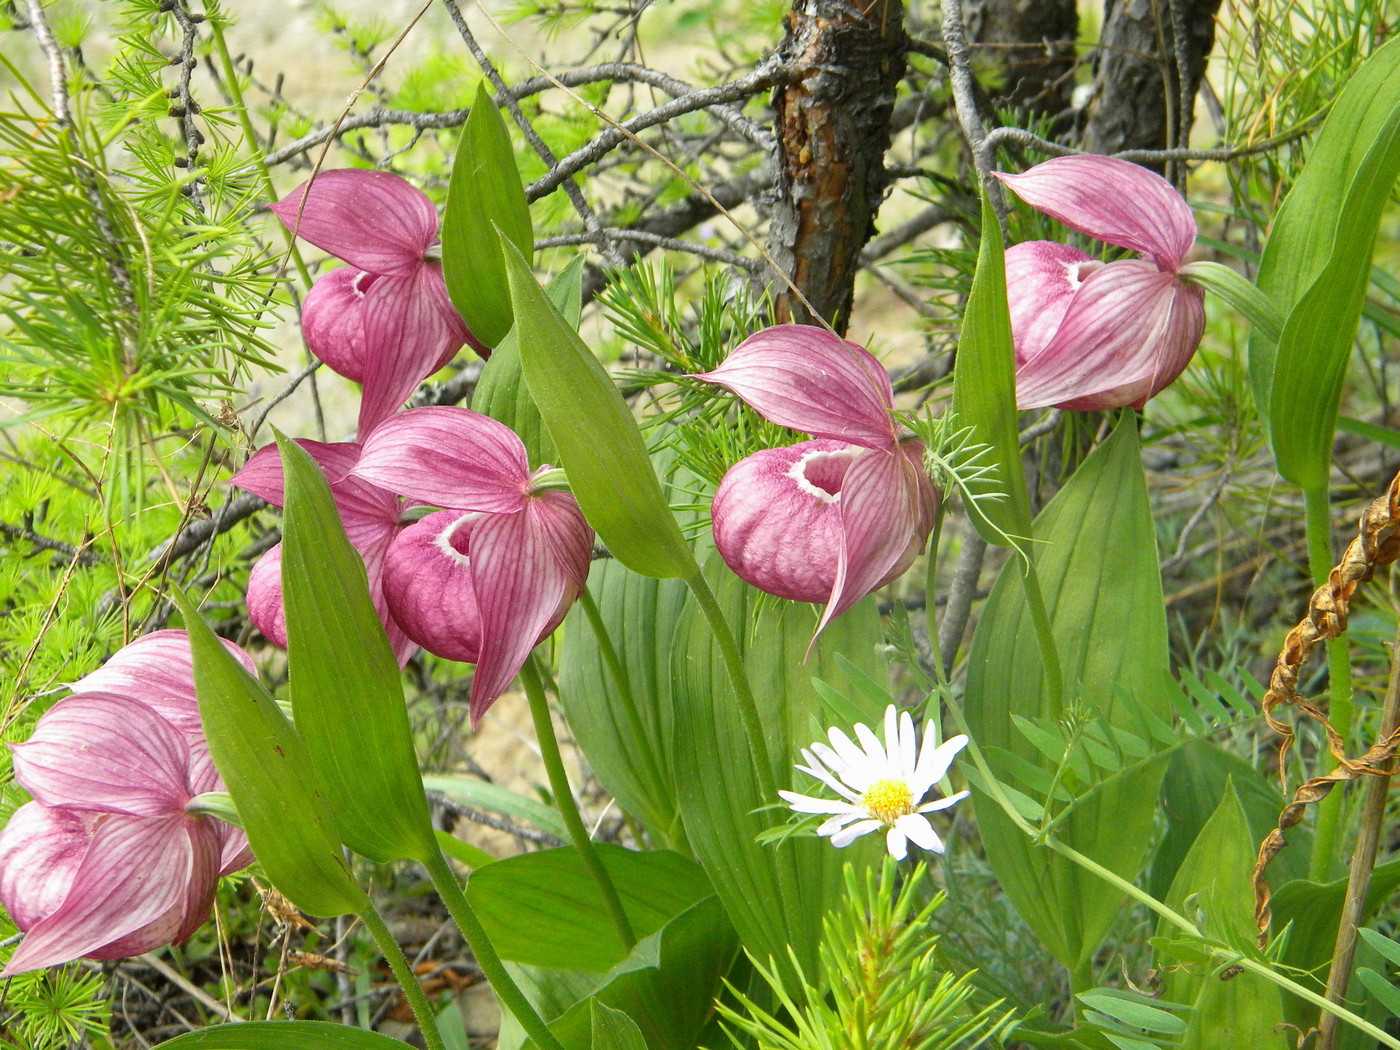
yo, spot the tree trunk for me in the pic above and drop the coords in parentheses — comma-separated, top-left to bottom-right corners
(767, 0, 907, 332)
(966, 0, 1079, 125)
(1081, 0, 1223, 177)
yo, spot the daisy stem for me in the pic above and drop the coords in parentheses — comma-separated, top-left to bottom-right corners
(422, 850, 568, 1050)
(520, 653, 637, 950)
(357, 899, 446, 1050)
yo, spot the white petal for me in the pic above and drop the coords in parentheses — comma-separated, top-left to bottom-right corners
(779, 791, 859, 816)
(885, 825, 909, 860)
(896, 814, 945, 854)
(853, 721, 886, 766)
(797, 753, 863, 803)
(828, 819, 881, 847)
(911, 734, 969, 798)
(817, 812, 868, 836)
(825, 727, 868, 772)
(918, 789, 970, 814)
(897, 710, 917, 778)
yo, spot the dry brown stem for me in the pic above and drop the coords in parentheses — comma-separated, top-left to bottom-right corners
(1252, 468, 1400, 947)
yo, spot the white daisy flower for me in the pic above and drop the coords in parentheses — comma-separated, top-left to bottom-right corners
(779, 705, 969, 860)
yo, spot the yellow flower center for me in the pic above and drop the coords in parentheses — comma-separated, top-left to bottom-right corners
(859, 778, 913, 825)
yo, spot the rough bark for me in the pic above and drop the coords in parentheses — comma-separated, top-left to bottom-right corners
(965, 0, 1079, 124)
(1081, 0, 1223, 175)
(767, 0, 908, 332)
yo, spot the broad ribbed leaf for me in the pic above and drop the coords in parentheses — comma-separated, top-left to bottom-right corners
(951, 193, 1033, 546)
(1158, 785, 1288, 1050)
(502, 236, 695, 579)
(278, 435, 437, 865)
(175, 591, 365, 918)
(475, 259, 585, 469)
(557, 560, 690, 850)
(442, 80, 533, 348)
(468, 845, 713, 972)
(155, 1022, 412, 1048)
(1249, 38, 1400, 487)
(964, 415, 1171, 971)
(589, 1002, 649, 1050)
(670, 556, 886, 980)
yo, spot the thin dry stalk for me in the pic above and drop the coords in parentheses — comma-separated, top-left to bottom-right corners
(1252, 468, 1400, 947)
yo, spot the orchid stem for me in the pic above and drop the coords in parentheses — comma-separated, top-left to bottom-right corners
(1304, 484, 1354, 883)
(423, 850, 567, 1050)
(357, 900, 446, 1050)
(521, 653, 636, 950)
(1018, 558, 1064, 719)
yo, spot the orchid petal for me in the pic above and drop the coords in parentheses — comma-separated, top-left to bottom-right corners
(692, 326, 896, 447)
(354, 268, 467, 437)
(1014, 260, 1205, 411)
(246, 544, 289, 649)
(1005, 241, 1103, 363)
(68, 630, 255, 740)
(711, 440, 857, 604)
(353, 407, 532, 513)
(269, 170, 439, 275)
(0, 803, 91, 930)
(465, 505, 574, 726)
(1, 813, 209, 975)
(301, 268, 372, 380)
(380, 511, 485, 665)
(230, 440, 363, 507)
(12, 696, 192, 816)
(814, 447, 926, 642)
(994, 155, 1196, 270)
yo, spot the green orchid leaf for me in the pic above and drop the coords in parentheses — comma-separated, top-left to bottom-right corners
(1157, 784, 1288, 1049)
(1248, 37, 1400, 488)
(277, 433, 438, 865)
(950, 192, 1033, 546)
(475, 258, 585, 469)
(964, 415, 1172, 972)
(501, 234, 696, 580)
(155, 1021, 415, 1048)
(174, 589, 365, 919)
(670, 556, 886, 983)
(442, 79, 533, 348)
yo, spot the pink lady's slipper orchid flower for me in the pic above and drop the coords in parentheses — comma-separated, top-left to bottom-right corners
(994, 154, 1206, 411)
(692, 326, 937, 642)
(230, 440, 417, 666)
(0, 689, 251, 974)
(270, 170, 476, 437)
(352, 407, 593, 726)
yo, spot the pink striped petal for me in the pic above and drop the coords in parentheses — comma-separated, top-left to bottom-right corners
(269, 170, 439, 276)
(353, 407, 532, 513)
(1, 813, 215, 975)
(230, 440, 363, 507)
(0, 803, 92, 930)
(354, 267, 466, 437)
(994, 155, 1196, 270)
(247, 544, 289, 649)
(711, 440, 858, 604)
(466, 506, 576, 726)
(814, 446, 930, 642)
(1005, 241, 1103, 363)
(12, 696, 192, 816)
(1013, 260, 1205, 411)
(692, 326, 897, 448)
(68, 630, 256, 740)
(302, 268, 373, 381)
(380, 511, 485, 665)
